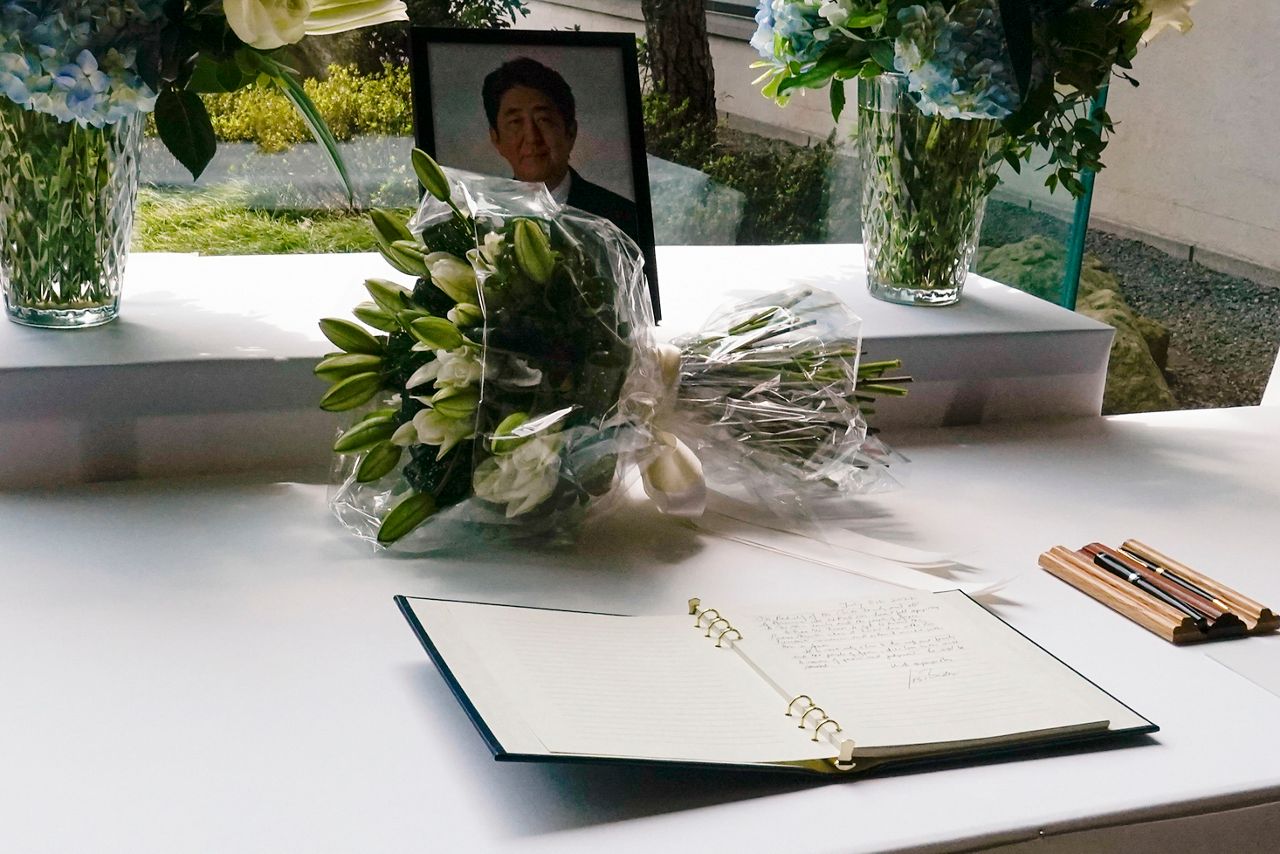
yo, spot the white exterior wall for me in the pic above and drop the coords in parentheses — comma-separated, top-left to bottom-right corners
(522, 0, 1280, 276)
(1088, 0, 1280, 275)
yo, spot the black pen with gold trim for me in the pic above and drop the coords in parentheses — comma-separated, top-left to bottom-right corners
(1119, 546, 1232, 611)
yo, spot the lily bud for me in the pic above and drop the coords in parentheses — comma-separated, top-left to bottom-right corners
(368, 210, 413, 246)
(409, 316, 464, 351)
(412, 148, 452, 203)
(432, 386, 480, 419)
(490, 411, 530, 453)
(377, 491, 437, 544)
(356, 441, 402, 483)
(425, 252, 479, 304)
(319, 318, 383, 355)
(353, 301, 398, 333)
(513, 219, 554, 285)
(314, 352, 382, 380)
(319, 371, 382, 412)
(364, 278, 411, 314)
(447, 302, 483, 327)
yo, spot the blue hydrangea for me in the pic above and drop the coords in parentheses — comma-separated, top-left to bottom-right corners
(0, 2, 166, 127)
(751, 0, 831, 66)
(893, 0, 1021, 121)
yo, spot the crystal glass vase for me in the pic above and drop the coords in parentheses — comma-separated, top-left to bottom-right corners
(856, 74, 996, 307)
(0, 100, 143, 328)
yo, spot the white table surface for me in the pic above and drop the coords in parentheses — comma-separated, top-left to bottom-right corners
(3, 406, 1278, 853)
(0, 247, 1112, 486)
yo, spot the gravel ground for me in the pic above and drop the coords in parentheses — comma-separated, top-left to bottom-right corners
(1084, 231, 1280, 409)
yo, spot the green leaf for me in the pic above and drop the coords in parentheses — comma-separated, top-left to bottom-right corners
(869, 40, 897, 73)
(314, 352, 382, 380)
(776, 48, 847, 96)
(257, 54, 354, 204)
(829, 80, 846, 124)
(153, 89, 217, 180)
(319, 372, 382, 412)
(377, 492, 437, 544)
(186, 54, 251, 94)
(320, 318, 384, 355)
(357, 442, 402, 483)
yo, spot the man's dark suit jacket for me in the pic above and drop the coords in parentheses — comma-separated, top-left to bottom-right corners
(565, 168, 641, 247)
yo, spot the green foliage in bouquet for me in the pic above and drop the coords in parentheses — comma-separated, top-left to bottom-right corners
(316, 152, 637, 543)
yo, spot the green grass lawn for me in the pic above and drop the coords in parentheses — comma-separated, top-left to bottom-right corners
(132, 187, 413, 255)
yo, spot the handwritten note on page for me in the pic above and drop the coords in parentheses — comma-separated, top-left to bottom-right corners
(733, 591, 1134, 751)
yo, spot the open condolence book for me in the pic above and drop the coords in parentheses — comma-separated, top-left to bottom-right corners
(396, 591, 1155, 775)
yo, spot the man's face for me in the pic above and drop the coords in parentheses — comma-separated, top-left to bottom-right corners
(489, 85, 576, 186)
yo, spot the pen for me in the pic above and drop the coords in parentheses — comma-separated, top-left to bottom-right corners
(1118, 545, 1232, 611)
(1085, 544, 1228, 623)
(1079, 547, 1209, 629)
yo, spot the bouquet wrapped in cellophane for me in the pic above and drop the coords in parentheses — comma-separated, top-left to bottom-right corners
(318, 152, 908, 551)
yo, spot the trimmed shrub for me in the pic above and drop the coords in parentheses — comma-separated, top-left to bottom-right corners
(178, 63, 413, 154)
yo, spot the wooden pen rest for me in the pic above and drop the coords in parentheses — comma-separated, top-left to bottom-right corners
(1122, 540, 1279, 635)
(1039, 546, 1250, 645)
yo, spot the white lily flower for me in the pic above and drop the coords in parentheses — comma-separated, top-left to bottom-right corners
(407, 347, 483, 390)
(472, 433, 563, 517)
(304, 0, 408, 35)
(410, 407, 474, 459)
(424, 252, 479, 304)
(223, 0, 310, 50)
(1140, 0, 1198, 43)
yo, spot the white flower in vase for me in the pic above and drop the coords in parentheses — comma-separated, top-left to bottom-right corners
(223, 0, 311, 50)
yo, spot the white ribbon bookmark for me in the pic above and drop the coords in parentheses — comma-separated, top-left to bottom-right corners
(693, 511, 1015, 596)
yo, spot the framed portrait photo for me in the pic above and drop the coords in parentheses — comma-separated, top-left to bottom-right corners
(408, 27, 660, 318)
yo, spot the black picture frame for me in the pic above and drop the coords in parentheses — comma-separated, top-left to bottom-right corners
(408, 27, 661, 320)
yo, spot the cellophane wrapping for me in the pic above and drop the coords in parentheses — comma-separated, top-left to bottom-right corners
(326, 168, 901, 551)
(659, 286, 901, 517)
(328, 169, 663, 551)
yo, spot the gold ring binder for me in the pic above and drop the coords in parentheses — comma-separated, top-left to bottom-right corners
(798, 706, 826, 729)
(704, 617, 730, 637)
(694, 608, 720, 628)
(785, 695, 814, 716)
(689, 599, 741, 650)
(812, 718, 842, 742)
(715, 627, 742, 648)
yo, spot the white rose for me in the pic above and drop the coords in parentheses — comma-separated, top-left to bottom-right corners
(473, 434, 563, 517)
(224, 0, 311, 50)
(305, 0, 409, 35)
(1140, 0, 1198, 43)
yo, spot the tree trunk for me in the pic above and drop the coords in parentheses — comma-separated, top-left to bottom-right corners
(641, 0, 717, 130)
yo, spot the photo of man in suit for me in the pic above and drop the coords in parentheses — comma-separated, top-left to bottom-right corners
(482, 57, 640, 245)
